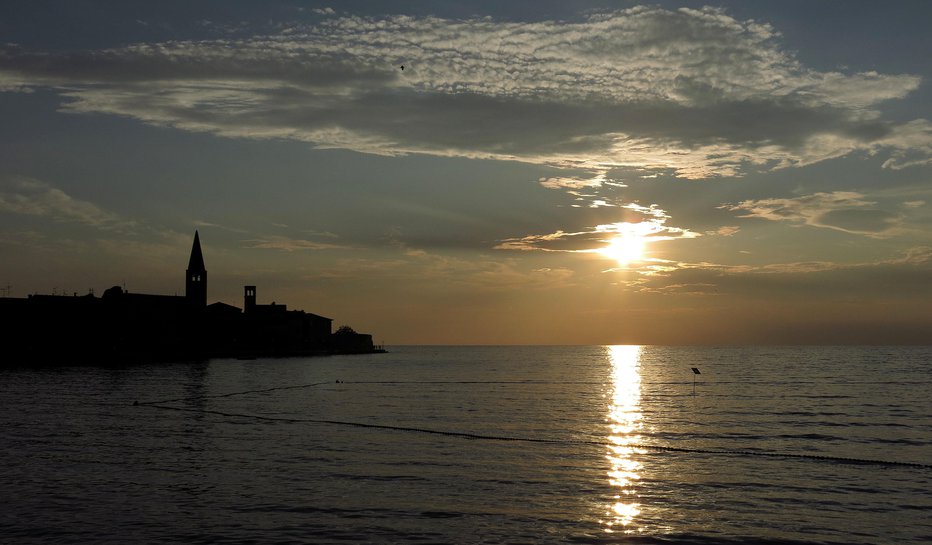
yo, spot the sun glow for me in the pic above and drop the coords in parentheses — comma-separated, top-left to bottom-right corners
(598, 235, 647, 266)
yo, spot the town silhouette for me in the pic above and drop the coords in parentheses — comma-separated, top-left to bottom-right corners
(0, 232, 381, 364)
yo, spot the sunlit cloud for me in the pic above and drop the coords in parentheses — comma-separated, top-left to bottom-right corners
(539, 175, 604, 190)
(621, 203, 669, 220)
(495, 202, 699, 265)
(721, 191, 907, 237)
(538, 172, 627, 191)
(0, 7, 928, 179)
(710, 225, 740, 237)
(595, 220, 699, 243)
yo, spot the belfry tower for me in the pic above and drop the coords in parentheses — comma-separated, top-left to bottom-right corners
(186, 230, 207, 308)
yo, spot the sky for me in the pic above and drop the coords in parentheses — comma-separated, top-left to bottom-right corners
(1, 1, 931, 345)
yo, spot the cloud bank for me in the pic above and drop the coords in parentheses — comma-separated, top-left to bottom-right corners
(1, 6, 929, 179)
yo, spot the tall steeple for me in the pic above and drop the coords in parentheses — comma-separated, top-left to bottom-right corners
(185, 230, 207, 308)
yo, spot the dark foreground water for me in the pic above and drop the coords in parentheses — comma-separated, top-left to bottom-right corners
(1, 346, 930, 544)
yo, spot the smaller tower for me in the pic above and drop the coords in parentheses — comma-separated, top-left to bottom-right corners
(186, 231, 207, 308)
(244, 285, 256, 313)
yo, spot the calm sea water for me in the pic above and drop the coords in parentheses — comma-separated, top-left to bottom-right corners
(1, 345, 930, 544)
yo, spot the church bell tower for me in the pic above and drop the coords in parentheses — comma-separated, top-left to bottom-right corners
(186, 230, 207, 308)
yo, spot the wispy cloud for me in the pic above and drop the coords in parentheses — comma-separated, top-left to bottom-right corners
(304, 248, 578, 293)
(243, 235, 348, 251)
(721, 191, 905, 237)
(710, 225, 740, 237)
(193, 220, 248, 233)
(0, 177, 133, 230)
(632, 246, 932, 296)
(0, 7, 927, 179)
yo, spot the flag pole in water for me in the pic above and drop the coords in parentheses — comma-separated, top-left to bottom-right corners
(691, 367, 701, 395)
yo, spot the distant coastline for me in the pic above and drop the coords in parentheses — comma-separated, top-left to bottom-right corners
(0, 231, 384, 365)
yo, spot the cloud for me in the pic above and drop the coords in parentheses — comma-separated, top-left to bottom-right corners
(875, 119, 932, 170)
(0, 7, 928, 179)
(243, 235, 348, 251)
(539, 174, 606, 190)
(721, 191, 905, 237)
(0, 177, 133, 230)
(631, 246, 932, 298)
(710, 225, 740, 237)
(495, 203, 698, 255)
(193, 220, 249, 233)
(302, 247, 579, 293)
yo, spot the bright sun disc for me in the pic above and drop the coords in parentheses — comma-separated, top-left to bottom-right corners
(598, 236, 646, 266)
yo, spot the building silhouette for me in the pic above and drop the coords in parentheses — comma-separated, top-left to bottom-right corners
(186, 230, 207, 309)
(0, 231, 379, 364)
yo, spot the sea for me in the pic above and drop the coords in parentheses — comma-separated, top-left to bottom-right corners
(1, 345, 930, 544)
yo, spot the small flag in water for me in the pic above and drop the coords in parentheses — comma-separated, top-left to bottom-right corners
(691, 367, 701, 374)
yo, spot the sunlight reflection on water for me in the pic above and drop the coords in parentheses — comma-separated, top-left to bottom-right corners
(603, 345, 645, 534)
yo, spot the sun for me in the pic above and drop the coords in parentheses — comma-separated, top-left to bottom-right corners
(597, 235, 646, 266)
